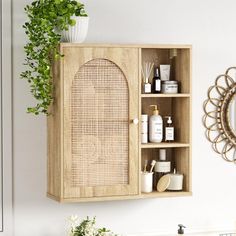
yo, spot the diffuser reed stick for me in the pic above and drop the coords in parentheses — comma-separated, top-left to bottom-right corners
(142, 62, 154, 83)
(142, 62, 154, 93)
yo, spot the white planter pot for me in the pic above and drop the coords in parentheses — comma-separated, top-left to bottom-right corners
(61, 16, 89, 43)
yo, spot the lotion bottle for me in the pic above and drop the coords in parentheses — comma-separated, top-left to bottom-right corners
(149, 105, 163, 143)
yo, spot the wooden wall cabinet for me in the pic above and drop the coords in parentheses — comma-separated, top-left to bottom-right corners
(47, 44, 192, 202)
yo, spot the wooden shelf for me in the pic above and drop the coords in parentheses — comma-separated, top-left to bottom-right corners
(141, 142, 190, 149)
(141, 93, 190, 98)
(140, 191, 192, 199)
(48, 192, 192, 203)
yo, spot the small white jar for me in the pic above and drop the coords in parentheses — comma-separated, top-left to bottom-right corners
(162, 81, 178, 94)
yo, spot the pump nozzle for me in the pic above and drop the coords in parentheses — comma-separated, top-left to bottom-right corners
(165, 116, 172, 124)
(178, 224, 186, 235)
(150, 105, 159, 115)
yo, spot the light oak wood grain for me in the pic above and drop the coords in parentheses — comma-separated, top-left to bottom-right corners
(48, 45, 140, 201)
(48, 44, 192, 202)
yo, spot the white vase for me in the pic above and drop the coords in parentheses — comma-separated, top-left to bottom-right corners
(61, 16, 89, 43)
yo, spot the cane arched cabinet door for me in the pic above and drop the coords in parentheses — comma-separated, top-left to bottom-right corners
(62, 47, 139, 199)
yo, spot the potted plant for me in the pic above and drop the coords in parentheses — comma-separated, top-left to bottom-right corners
(21, 0, 88, 115)
(68, 216, 117, 236)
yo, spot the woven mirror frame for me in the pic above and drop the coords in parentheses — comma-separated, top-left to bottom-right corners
(203, 67, 236, 163)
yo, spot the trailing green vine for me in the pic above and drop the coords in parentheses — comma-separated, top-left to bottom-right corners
(21, 0, 87, 115)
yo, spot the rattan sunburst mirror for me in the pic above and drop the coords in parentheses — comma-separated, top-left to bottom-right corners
(203, 67, 236, 163)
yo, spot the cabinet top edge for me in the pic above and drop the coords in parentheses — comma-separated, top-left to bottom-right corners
(60, 43, 192, 49)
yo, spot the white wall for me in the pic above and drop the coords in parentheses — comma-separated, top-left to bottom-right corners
(12, 0, 236, 235)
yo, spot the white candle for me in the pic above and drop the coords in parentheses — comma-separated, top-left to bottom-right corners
(167, 172, 183, 191)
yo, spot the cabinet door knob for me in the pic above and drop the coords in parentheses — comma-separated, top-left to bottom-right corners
(133, 118, 139, 125)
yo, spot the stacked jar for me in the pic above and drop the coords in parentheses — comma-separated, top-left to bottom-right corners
(153, 149, 171, 189)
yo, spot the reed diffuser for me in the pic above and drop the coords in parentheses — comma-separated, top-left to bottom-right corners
(142, 62, 154, 93)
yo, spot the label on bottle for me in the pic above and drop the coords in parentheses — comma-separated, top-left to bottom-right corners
(149, 121, 163, 142)
(162, 83, 178, 93)
(155, 161, 171, 173)
(155, 80, 161, 92)
(153, 121, 162, 136)
(165, 127, 174, 141)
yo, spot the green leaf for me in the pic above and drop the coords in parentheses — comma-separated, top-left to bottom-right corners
(69, 18, 76, 26)
(21, 0, 88, 115)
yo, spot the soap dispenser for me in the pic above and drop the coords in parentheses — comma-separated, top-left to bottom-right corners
(149, 105, 163, 143)
(177, 224, 186, 235)
(165, 116, 174, 142)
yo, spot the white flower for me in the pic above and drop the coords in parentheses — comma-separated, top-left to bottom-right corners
(68, 215, 79, 223)
(68, 215, 79, 233)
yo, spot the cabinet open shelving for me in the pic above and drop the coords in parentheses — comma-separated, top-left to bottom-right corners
(139, 45, 192, 198)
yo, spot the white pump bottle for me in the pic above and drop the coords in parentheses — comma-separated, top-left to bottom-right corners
(149, 105, 163, 143)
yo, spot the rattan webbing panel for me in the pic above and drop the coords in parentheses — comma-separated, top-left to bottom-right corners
(71, 59, 129, 187)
